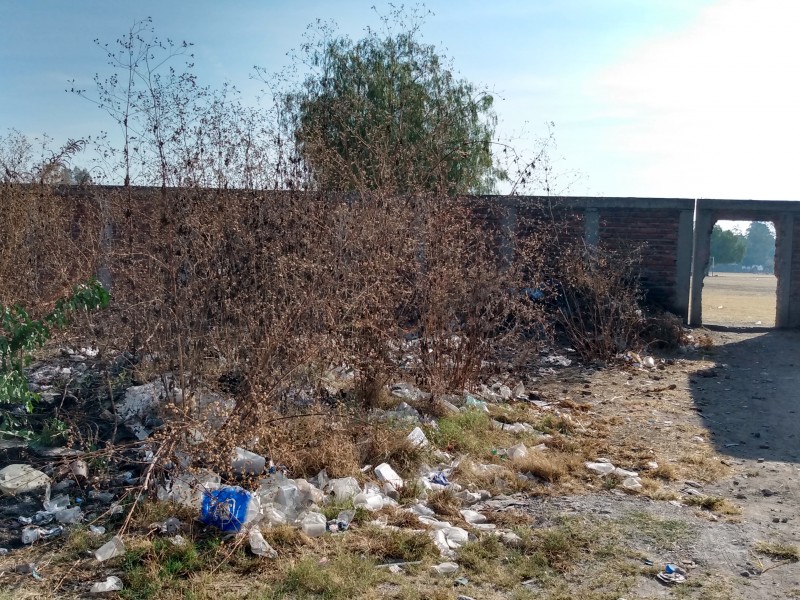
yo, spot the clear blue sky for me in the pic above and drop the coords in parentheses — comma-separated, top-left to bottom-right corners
(3, 0, 799, 200)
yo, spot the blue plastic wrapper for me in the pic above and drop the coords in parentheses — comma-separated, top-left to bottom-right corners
(200, 486, 253, 532)
(430, 472, 449, 486)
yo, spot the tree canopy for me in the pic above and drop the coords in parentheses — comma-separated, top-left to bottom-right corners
(710, 224, 746, 264)
(743, 221, 775, 267)
(288, 9, 500, 195)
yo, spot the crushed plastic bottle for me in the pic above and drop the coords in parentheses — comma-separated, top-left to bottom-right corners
(94, 535, 125, 561)
(336, 509, 355, 531)
(353, 491, 384, 512)
(431, 561, 459, 574)
(21, 526, 42, 545)
(328, 477, 361, 501)
(231, 447, 266, 476)
(298, 511, 327, 538)
(55, 507, 84, 524)
(43, 494, 70, 513)
(90, 575, 124, 593)
(200, 486, 261, 532)
(249, 528, 278, 558)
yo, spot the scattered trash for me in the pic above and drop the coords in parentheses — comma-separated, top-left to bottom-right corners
(298, 511, 327, 537)
(507, 443, 528, 460)
(90, 576, 124, 593)
(156, 517, 182, 535)
(70, 460, 89, 480)
(328, 477, 361, 501)
(656, 563, 687, 585)
(232, 447, 267, 475)
(200, 486, 261, 532)
(406, 426, 429, 448)
(95, 536, 126, 561)
(375, 463, 403, 488)
(431, 561, 459, 574)
(429, 472, 449, 486)
(0, 465, 50, 495)
(249, 528, 278, 557)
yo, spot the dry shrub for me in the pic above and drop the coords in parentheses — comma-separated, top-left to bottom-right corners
(0, 184, 101, 308)
(257, 407, 362, 478)
(554, 241, 646, 361)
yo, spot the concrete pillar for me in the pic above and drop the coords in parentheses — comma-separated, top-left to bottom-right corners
(775, 213, 794, 328)
(689, 208, 714, 327)
(584, 208, 599, 247)
(674, 209, 694, 322)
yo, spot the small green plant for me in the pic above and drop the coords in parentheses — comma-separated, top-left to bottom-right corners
(0, 279, 109, 438)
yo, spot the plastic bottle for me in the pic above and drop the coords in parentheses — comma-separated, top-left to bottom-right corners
(94, 536, 125, 561)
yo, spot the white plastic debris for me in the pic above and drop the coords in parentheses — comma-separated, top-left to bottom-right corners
(613, 467, 639, 479)
(507, 443, 529, 460)
(431, 561, 459, 574)
(406, 426, 429, 449)
(95, 536, 126, 561)
(55, 507, 84, 524)
(0, 465, 50, 495)
(460, 509, 488, 525)
(374, 463, 404, 488)
(443, 526, 469, 549)
(249, 528, 278, 558)
(353, 491, 384, 511)
(298, 512, 327, 538)
(90, 576, 124, 593)
(328, 477, 361, 501)
(232, 447, 266, 475)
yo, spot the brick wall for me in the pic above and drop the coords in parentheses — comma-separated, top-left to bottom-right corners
(598, 208, 682, 308)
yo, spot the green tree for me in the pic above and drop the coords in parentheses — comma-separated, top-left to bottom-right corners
(710, 224, 746, 264)
(743, 221, 775, 268)
(286, 8, 501, 195)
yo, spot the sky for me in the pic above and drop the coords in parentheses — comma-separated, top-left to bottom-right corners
(3, 0, 800, 201)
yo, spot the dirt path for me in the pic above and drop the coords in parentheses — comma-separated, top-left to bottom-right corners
(529, 327, 800, 599)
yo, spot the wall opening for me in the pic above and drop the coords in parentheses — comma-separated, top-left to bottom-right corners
(701, 220, 777, 327)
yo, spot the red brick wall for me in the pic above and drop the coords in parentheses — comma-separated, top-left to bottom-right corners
(598, 208, 682, 307)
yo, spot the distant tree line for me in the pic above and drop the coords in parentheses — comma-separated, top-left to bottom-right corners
(710, 222, 775, 270)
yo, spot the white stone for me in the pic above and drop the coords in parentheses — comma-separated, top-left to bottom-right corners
(585, 461, 616, 476)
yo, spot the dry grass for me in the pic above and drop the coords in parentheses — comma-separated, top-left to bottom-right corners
(512, 450, 584, 483)
(426, 489, 462, 519)
(684, 494, 742, 515)
(754, 541, 800, 562)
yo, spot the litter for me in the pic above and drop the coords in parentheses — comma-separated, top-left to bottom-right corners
(90, 576, 124, 593)
(95, 536, 125, 561)
(199, 486, 261, 532)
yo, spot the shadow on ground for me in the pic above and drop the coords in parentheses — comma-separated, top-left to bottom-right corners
(688, 327, 800, 463)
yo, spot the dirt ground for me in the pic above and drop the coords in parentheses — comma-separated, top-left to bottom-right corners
(520, 325, 800, 599)
(702, 272, 777, 327)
